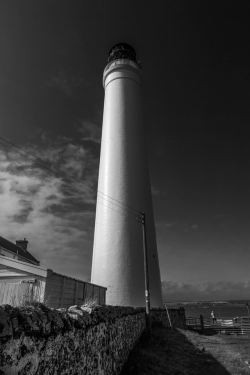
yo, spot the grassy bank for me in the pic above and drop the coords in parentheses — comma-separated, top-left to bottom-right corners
(121, 326, 250, 375)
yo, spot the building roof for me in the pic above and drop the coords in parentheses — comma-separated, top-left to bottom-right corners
(0, 236, 40, 265)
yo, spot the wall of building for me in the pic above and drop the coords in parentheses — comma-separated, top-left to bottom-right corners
(0, 246, 34, 263)
(0, 271, 106, 309)
(0, 247, 15, 259)
(0, 282, 30, 305)
(44, 272, 106, 308)
(0, 276, 46, 306)
(0, 304, 186, 375)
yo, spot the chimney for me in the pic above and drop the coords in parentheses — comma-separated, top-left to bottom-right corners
(16, 238, 29, 252)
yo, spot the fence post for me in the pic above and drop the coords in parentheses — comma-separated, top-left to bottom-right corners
(140, 212, 152, 334)
(166, 307, 173, 332)
(74, 280, 78, 305)
(200, 315, 204, 334)
(83, 282, 86, 302)
(59, 277, 65, 308)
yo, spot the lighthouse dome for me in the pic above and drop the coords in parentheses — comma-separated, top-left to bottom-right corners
(108, 43, 137, 63)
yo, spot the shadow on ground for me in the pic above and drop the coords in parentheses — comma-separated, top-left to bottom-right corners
(121, 326, 232, 375)
(189, 327, 219, 336)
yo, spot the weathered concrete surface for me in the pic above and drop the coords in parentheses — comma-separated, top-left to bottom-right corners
(0, 303, 145, 375)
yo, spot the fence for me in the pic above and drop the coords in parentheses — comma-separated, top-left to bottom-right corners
(0, 255, 107, 309)
(239, 317, 250, 334)
(44, 272, 106, 309)
(186, 316, 204, 333)
(0, 273, 106, 309)
(186, 315, 250, 335)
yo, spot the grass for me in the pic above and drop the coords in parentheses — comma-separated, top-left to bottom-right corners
(121, 326, 250, 375)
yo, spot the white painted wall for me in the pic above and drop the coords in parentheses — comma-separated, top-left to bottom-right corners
(0, 276, 46, 306)
(91, 60, 163, 307)
(0, 248, 15, 259)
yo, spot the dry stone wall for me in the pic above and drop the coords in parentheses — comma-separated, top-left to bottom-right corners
(151, 307, 186, 329)
(0, 303, 145, 375)
(0, 304, 186, 375)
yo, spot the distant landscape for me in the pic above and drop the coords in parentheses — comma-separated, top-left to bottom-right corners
(165, 300, 249, 306)
(165, 300, 250, 319)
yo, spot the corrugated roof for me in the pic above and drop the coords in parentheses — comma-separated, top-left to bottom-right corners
(0, 236, 39, 265)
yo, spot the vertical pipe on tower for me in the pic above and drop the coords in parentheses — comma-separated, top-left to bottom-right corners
(91, 43, 163, 307)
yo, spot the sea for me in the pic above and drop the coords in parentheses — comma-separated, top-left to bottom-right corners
(165, 301, 250, 320)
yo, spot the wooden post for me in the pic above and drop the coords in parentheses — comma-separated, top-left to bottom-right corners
(74, 280, 78, 305)
(246, 303, 250, 319)
(83, 282, 86, 303)
(166, 307, 173, 332)
(98, 286, 101, 305)
(59, 277, 65, 308)
(245, 303, 250, 345)
(200, 315, 204, 334)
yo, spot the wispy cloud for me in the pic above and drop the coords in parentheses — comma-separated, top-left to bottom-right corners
(162, 280, 250, 301)
(25, 135, 99, 183)
(155, 221, 176, 229)
(165, 222, 176, 228)
(0, 137, 99, 279)
(78, 120, 102, 144)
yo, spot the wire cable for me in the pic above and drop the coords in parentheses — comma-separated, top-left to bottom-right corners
(97, 194, 138, 216)
(0, 140, 94, 191)
(0, 148, 142, 222)
(0, 141, 139, 216)
(0, 136, 141, 214)
(97, 199, 142, 224)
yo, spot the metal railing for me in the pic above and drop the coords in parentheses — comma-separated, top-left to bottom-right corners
(104, 59, 141, 74)
(186, 315, 250, 334)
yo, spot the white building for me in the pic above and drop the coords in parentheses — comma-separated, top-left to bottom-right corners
(91, 43, 163, 307)
(0, 236, 39, 265)
(0, 236, 106, 307)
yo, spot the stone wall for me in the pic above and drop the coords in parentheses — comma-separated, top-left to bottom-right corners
(151, 307, 186, 329)
(0, 303, 146, 375)
(0, 304, 186, 375)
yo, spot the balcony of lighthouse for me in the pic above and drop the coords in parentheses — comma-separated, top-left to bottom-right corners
(104, 58, 142, 75)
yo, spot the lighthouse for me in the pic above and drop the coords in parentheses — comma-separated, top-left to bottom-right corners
(91, 43, 163, 307)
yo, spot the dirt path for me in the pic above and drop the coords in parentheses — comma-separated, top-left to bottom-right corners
(121, 327, 250, 375)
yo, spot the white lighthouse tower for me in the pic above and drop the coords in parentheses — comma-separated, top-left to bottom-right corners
(91, 43, 163, 307)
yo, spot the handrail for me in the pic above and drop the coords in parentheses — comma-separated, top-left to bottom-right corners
(186, 316, 250, 328)
(104, 59, 142, 74)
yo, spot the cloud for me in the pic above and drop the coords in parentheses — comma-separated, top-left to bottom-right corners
(78, 120, 102, 144)
(25, 136, 99, 184)
(0, 137, 99, 279)
(45, 68, 85, 96)
(162, 280, 250, 301)
(155, 221, 176, 229)
(165, 222, 176, 228)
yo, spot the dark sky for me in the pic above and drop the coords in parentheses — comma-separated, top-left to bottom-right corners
(0, 1, 250, 300)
